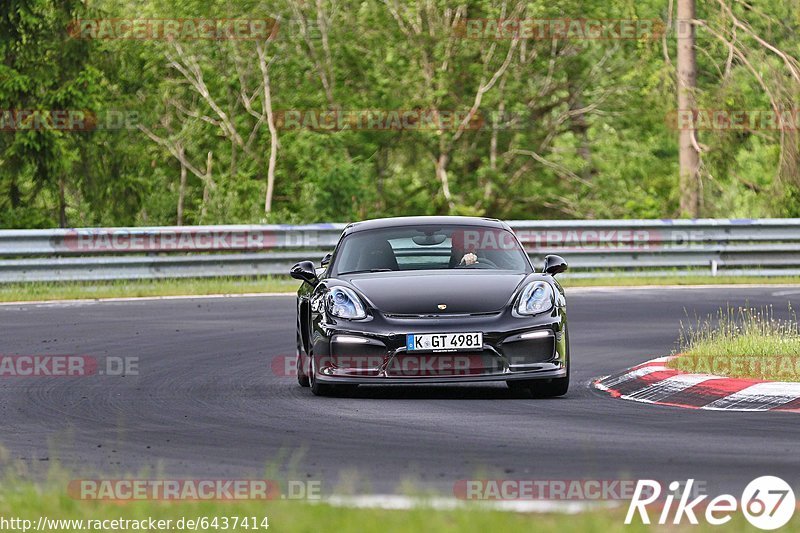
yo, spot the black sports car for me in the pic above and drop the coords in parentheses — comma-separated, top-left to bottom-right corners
(290, 216, 569, 397)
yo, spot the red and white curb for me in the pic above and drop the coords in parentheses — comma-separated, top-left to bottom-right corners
(594, 356, 800, 412)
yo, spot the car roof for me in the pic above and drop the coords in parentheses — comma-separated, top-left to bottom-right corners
(342, 216, 509, 235)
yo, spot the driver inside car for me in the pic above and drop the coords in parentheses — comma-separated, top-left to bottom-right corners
(449, 239, 481, 268)
(460, 252, 478, 266)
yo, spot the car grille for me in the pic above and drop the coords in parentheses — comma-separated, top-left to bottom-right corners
(328, 341, 388, 377)
(500, 336, 556, 368)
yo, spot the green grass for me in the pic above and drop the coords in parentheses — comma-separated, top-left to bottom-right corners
(0, 277, 300, 302)
(0, 274, 798, 303)
(668, 305, 800, 381)
(0, 478, 789, 532)
(559, 274, 800, 287)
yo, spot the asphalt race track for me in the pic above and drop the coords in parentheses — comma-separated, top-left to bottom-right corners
(1, 286, 799, 496)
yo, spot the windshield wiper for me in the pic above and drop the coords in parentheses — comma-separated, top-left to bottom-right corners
(339, 268, 394, 275)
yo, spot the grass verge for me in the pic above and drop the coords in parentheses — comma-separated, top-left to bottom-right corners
(0, 274, 798, 303)
(668, 305, 800, 381)
(0, 479, 785, 533)
(560, 274, 800, 287)
(0, 277, 299, 302)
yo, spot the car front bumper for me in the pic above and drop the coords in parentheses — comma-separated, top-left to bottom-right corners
(315, 363, 567, 384)
(309, 307, 568, 385)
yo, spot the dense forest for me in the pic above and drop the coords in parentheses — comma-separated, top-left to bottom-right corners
(1, 0, 799, 228)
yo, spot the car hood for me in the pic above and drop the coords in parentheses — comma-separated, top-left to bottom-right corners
(343, 271, 528, 315)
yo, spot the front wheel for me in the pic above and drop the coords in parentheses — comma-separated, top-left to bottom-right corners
(309, 354, 334, 396)
(506, 375, 569, 397)
(531, 376, 569, 398)
(309, 354, 357, 397)
(296, 332, 309, 387)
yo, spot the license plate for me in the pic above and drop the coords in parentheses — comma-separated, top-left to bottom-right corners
(406, 332, 483, 352)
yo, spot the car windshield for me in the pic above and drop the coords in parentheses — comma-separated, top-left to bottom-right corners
(332, 225, 531, 274)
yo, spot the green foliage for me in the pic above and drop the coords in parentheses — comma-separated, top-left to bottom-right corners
(783, 185, 800, 217)
(1, 0, 799, 228)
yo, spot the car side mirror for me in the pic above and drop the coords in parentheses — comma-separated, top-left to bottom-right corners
(290, 260, 319, 285)
(543, 254, 568, 276)
(321, 253, 332, 267)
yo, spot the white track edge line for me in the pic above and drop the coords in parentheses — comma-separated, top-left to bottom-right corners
(320, 494, 616, 514)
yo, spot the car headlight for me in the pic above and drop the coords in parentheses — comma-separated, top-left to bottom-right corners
(326, 287, 367, 319)
(516, 281, 554, 315)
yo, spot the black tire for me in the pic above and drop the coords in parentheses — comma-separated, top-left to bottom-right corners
(506, 374, 569, 397)
(310, 378, 336, 396)
(530, 375, 569, 398)
(296, 335, 310, 387)
(309, 354, 338, 396)
(308, 354, 358, 396)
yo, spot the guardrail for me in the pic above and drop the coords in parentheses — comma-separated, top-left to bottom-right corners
(0, 219, 799, 282)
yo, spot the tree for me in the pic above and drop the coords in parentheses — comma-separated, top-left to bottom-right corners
(0, 0, 104, 227)
(677, 0, 700, 217)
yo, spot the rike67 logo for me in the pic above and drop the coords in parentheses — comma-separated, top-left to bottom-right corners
(626, 477, 795, 530)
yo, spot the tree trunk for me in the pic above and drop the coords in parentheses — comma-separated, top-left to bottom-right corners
(434, 150, 455, 213)
(264, 79, 278, 215)
(677, 0, 700, 217)
(58, 175, 67, 228)
(256, 42, 279, 215)
(201, 151, 213, 220)
(177, 145, 187, 226)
